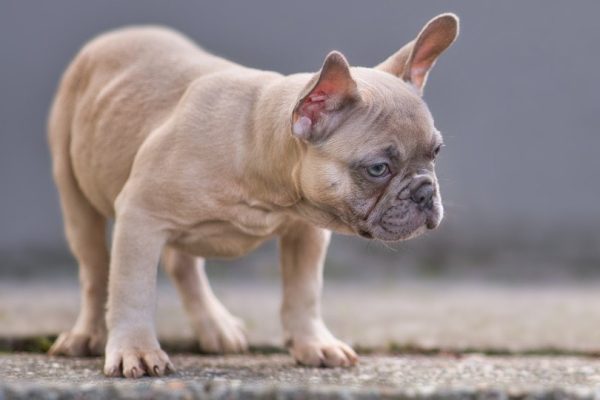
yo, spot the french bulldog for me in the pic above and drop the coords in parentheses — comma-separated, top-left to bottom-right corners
(47, 13, 459, 378)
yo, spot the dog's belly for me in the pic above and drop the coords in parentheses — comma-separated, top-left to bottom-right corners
(170, 211, 289, 259)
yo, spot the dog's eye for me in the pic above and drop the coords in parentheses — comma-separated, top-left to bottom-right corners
(366, 163, 389, 178)
(433, 144, 443, 158)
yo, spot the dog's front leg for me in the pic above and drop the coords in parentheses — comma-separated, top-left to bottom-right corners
(103, 209, 173, 378)
(279, 222, 357, 368)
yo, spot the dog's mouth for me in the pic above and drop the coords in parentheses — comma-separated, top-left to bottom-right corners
(358, 229, 373, 239)
(356, 198, 443, 242)
(314, 181, 443, 242)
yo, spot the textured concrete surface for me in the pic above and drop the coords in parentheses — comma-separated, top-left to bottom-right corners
(3, 279, 600, 353)
(3, 353, 600, 399)
(4, 279, 600, 398)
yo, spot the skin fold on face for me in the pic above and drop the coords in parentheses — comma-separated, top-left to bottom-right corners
(298, 69, 444, 242)
(292, 13, 458, 242)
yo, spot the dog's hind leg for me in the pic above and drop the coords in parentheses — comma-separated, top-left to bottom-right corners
(48, 193, 109, 357)
(47, 75, 109, 357)
(161, 247, 247, 353)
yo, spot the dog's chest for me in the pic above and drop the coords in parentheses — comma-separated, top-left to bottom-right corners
(170, 206, 290, 259)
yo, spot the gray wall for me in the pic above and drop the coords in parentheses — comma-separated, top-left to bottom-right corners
(1, 1, 599, 251)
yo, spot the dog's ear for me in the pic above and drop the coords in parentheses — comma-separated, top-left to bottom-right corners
(292, 51, 359, 142)
(376, 13, 459, 94)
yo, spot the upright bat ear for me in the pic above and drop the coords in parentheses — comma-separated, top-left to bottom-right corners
(292, 51, 360, 143)
(375, 13, 459, 94)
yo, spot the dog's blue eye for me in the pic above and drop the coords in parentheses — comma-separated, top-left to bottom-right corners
(366, 163, 389, 178)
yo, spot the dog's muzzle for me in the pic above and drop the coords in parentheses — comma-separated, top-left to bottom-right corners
(359, 173, 443, 241)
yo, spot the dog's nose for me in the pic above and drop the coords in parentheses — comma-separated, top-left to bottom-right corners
(410, 181, 434, 209)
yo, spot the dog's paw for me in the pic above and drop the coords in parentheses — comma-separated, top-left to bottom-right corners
(103, 329, 174, 378)
(104, 346, 174, 378)
(289, 337, 358, 368)
(193, 303, 248, 354)
(48, 331, 106, 357)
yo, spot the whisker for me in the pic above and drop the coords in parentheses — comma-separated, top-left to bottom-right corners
(376, 239, 398, 252)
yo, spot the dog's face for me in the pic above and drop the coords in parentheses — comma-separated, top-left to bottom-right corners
(291, 14, 458, 241)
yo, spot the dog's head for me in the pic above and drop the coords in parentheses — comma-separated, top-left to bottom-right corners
(292, 13, 459, 241)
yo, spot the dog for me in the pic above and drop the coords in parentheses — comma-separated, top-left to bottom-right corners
(47, 13, 459, 378)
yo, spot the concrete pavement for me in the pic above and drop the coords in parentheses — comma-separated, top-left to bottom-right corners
(3, 278, 600, 398)
(3, 353, 600, 399)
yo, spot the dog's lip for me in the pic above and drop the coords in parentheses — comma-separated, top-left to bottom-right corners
(358, 229, 373, 239)
(361, 204, 441, 240)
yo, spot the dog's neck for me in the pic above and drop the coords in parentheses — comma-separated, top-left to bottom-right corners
(242, 73, 354, 233)
(242, 73, 307, 208)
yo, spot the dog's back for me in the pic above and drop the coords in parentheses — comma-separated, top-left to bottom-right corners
(48, 26, 237, 217)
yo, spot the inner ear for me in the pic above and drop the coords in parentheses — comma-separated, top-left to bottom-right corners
(375, 13, 459, 93)
(292, 51, 359, 142)
(405, 14, 459, 89)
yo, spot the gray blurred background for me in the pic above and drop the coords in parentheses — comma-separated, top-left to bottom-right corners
(1, 0, 599, 282)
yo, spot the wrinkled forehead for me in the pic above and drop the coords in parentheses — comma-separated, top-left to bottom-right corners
(327, 70, 439, 158)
